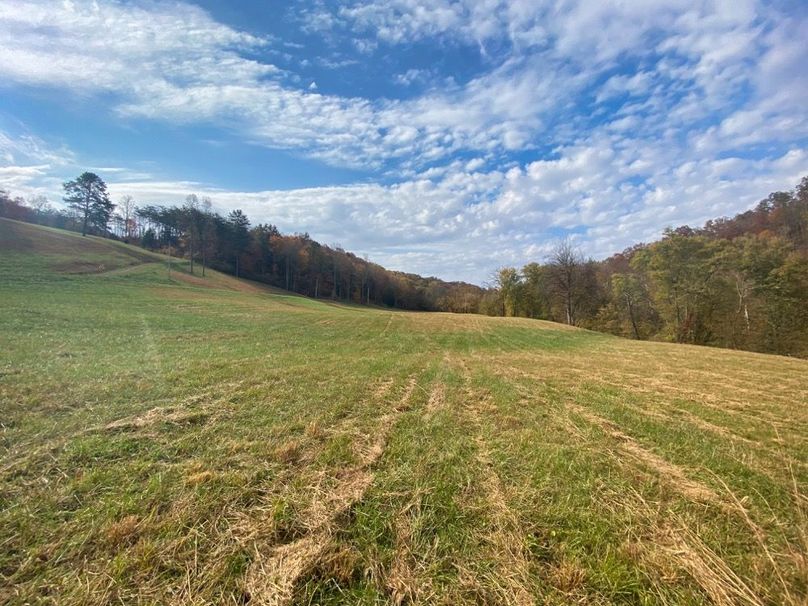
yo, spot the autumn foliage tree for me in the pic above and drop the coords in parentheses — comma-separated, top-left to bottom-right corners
(4, 173, 807, 356)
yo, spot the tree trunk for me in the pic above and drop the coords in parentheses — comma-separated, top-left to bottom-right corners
(565, 294, 573, 325)
(81, 202, 89, 236)
(736, 277, 751, 333)
(626, 296, 640, 339)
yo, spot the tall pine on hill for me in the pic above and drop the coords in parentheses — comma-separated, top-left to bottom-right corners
(63, 172, 114, 236)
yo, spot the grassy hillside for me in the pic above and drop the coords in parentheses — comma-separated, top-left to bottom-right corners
(1, 218, 806, 605)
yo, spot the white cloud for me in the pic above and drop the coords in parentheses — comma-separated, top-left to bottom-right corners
(88, 141, 803, 282)
(0, 164, 51, 192)
(0, 0, 805, 282)
(0, 0, 791, 174)
(394, 68, 431, 87)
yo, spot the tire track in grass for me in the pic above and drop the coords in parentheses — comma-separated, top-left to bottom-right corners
(382, 379, 447, 605)
(139, 312, 163, 378)
(425, 382, 446, 416)
(466, 419, 535, 605)
(451, 355, 536, 605)
(487, 361, 763, 604)
(474, 356, 721, 503)
(494, 359, 808, 483)
(502, 367, 783, 603)
(385, 489, 442, 605)
(568, 403, 720, 505)
(380, 313, 394, 337)
(243, 374, 420, 606)
(459, 356, 763, 605)
(244, 470, 374, 606)
(486, 355, 803, 437)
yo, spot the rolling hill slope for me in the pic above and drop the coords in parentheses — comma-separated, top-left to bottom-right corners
(1, 218, 806, 605)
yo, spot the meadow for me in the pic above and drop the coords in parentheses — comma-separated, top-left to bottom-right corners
(1, 218, 806, 605)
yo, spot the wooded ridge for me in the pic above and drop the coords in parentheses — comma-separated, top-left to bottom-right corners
(2, 174, 806, 356)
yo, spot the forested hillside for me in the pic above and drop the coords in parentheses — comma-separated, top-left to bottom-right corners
(486, 176, 808, 357)
(0, 187, 483, 313)
(2, 175, 806, 356)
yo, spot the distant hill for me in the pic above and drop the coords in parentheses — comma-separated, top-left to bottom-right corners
(0, 191, 486, 314)
(2, 175, 807, 357)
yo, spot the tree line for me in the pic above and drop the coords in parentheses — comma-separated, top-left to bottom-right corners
(484, 176, 808, 357)
(0, 172, 483, 312)
(1, 172, 806, 356)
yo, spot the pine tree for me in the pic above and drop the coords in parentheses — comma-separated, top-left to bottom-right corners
(63, 172, 114, 236)
(228, 209, 250, 278)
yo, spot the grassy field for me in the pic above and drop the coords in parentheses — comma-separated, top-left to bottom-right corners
(1, 217, 807, 605)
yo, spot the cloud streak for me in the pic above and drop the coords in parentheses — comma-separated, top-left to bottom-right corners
(0, 0, 805, 282)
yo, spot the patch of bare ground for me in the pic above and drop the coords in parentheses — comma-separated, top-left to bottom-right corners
(243, 375, 419, 606)
(569, 404, 720, 505)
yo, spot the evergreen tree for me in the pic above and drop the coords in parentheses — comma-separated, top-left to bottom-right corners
(62, 172, 114, 236)
(228, 209, 250, 278)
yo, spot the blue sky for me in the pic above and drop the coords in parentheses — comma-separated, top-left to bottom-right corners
(0, 0, 806, 283)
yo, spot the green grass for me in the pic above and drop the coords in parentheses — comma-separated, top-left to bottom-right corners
(1, 218, 807, 605)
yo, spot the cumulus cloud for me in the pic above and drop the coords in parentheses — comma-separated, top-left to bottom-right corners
(0, 0, 805, 282)
(94, 144, 804, 282)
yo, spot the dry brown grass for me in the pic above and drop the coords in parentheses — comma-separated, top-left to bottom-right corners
(425, 382, 446, 415)
(241, 374, 422, 605)
(186, 470, 215, 485)
(656, 524, 765, 606)
(386, 499, 431, 605)
(104, 406, 212, 431)
(104, 514, 141, 546)
(244, 470, 374, 606)
(569, 404, 720, 504)
(460, 385, 536, 606)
